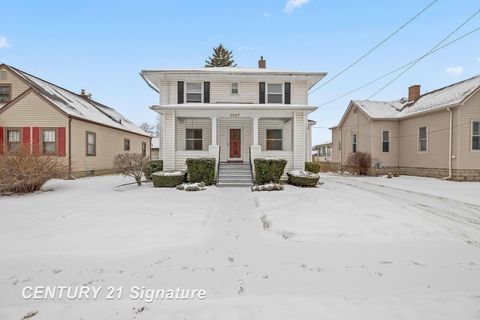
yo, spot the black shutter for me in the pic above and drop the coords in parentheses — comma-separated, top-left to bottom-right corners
(203, 82, 210, 103)
(259, 82, 266, 104)
(177, 81, 184, 104)
(284, 82, 291, 104)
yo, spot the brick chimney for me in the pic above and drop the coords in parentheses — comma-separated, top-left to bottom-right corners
(408, 84, 421, 102)
(258, 56, 266, 69)
(80, 89, 86, 97)
(80, 89, 92, 100)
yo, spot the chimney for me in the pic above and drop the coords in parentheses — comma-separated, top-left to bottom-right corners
(80, 89, 92, 100)
(80, 89, 86, 96)
(408, 84, 421, 102)
(258, 56, 266, 69)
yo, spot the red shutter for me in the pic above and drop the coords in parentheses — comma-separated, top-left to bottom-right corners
(32, 127, 40, 155)
(22, 127, 30, 152)
(58, 127, 66, 157)
(0, 127, 4, 154)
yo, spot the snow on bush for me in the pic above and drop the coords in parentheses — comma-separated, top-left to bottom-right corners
(287, 170, 319, 187)
(176, 182, 206, 191)
(251, 183, 284, 192)
(152, 171, 186, 187)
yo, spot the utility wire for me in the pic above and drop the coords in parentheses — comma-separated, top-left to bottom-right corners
(367, 8, 480, 99)
(314, 25, 480, 108)
(310, 0, 438, 94)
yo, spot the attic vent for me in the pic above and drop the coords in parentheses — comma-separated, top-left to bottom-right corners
(400, 97, 407, 103)
(0, 71, 6, 80)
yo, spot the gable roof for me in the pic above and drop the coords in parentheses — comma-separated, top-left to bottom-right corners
(0, 64, 149, 137)
(353, 75, 480, 120)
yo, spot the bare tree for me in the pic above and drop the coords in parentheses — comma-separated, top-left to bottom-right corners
(139, 122, 156, 137)
(114, 153, 149, 186)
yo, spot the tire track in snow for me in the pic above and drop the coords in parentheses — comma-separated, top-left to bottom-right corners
(325, 176, 480, 247)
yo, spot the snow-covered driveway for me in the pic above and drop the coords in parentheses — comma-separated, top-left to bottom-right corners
(1, 174, 480, 319)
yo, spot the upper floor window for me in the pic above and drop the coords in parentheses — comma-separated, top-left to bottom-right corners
(42, 129, 57, 155)
(124, 138, 130, 151)
(382, 130, 390, 152)
(231, 83, 239, 94)
(418, 126, 428, 152)
(186, 82, 202, 103)
(0, 84, 11, 103)
(7, 129, 21, 152)
(267, 83, 283, 103)
(186, 129, 202, 150)
(352, 133, 357, 153)
(266, 129, 283, 151)
(472, 121, 479, 151)
(86, 131, 96, 156)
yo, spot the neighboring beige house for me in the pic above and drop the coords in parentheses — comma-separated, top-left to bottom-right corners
(0, 64, 151, 177)
(331, 77, 480, 181)
(312, 141, 332, 162)
(141, 57, 326, 186)
(151, 137, 160, 160)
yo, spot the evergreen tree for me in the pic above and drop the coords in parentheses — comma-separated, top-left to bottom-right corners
(205, 44, 237, 67)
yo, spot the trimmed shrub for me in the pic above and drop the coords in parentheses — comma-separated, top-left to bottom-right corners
(287, 170, 320, 187)
(0, 146, 68, 195)
(305, 161, 321, 173)
(152, 171, 186, 187)
(186, 158, 216, 185)
(143, 160, 163, 181)
(251, 183, 284, 192)
(346, 152, 372, 175)
(176, 182, 206, 191)
(253, 158, 287, 184)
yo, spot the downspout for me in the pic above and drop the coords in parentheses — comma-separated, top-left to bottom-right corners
(442, 107, 453, 180)
(68, 116, 72, 178)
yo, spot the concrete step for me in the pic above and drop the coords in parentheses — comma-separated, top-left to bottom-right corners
(219, 177, 252, 182)
(217, 182, 253, 187)
(219, 166, 251, 170)
(219, 174, 252, 178)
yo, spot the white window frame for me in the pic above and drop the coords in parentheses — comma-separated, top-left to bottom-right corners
(352, 133, 358, 153)
(265, 128, 283, 151)
(185, 128, 203, 151)
(231, 82, 239, 95)
(472, 120, 480, 152)
(185, 82, 203, 103)
(6, 128, 21, 152)
(266, 83, 283, 104)
(381, 130, 390, 153)
(41, 128, 57, 155)
(418, 126, 428, 153)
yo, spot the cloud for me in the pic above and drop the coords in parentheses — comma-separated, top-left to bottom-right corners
(445, 66, 464, 76)
(478, 57, 480, 63)
(0, 36, 11, 48)
(284, 0, 310, 13)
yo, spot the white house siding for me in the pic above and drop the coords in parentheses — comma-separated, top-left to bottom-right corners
(258, 118, 293, 152)
(291, 81, 308, 105)
(175, 118, 212, 151)
(293, 111, 306, 170)
(211, 82, 259, 104)
(162, 111, 176, 170)
(218, 117, 252, 163)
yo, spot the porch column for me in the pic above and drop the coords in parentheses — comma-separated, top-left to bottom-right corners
(211, 116, 217, 146)
(162, 111, 176, 171)
(252, 116, 259, 146)
(293, 111, 306, 170)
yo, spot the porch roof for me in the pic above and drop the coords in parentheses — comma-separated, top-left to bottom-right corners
(150, 103, 317, 112)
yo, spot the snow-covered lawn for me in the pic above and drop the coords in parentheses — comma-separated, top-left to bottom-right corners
(1, 174, 480, 319)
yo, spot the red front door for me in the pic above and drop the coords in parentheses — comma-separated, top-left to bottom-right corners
(229, 129, 241, 159)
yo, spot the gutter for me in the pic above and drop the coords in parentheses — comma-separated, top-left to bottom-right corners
(68, 116, 72, 178)
(442, 106, 453, 180)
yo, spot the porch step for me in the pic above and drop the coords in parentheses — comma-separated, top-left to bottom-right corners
(217, 162, 253, 187)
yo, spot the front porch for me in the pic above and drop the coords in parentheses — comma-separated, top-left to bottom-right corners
(157, 107, 311, 178)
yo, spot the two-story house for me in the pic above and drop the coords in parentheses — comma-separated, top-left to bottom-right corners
(140, 58, 326, 185)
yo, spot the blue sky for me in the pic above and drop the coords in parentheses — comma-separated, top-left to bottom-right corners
(1, 0, 479, 144)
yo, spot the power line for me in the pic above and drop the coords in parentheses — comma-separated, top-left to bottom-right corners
(367, 8, 480, 99)
(314, 25, 480, 108)
(310, 0, 438, 94)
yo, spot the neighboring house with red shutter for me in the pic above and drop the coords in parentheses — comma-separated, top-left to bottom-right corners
(140, 57, 325, 186)
(0, 64, 151, 177)
(331, 77, 480, 181)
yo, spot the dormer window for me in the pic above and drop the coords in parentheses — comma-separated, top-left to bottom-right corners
(0, 84, 11, 103)
(231, 82, 239, 94)
(186, 82, 202, 103)
(267, 83, 283, 103)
